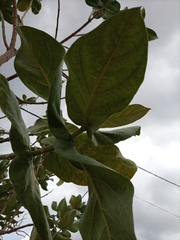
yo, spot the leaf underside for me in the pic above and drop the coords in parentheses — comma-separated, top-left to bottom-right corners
(65, 7, 148, 133)
(14, 26, 65, 100)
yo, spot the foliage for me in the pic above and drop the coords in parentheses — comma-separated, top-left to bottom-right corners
(0, 1, 157, 239)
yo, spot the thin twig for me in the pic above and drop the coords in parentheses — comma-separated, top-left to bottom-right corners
(0, 10, 9, 49)
(0, 0, 18, 66)
(55, 0, 60, 40)
(0, 145, 55, 160)
(60, 0, 113, 44)
(0, 223, 34, 235)
(16, 96, 48, 105)
(9, 0, 18, 49)
(7, 73, 18, 81)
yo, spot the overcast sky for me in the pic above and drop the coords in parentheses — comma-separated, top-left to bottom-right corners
(0, 1, 180, 240)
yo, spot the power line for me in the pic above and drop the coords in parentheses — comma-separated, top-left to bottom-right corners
(134, 195, 180, 219)
(137, 166, 180, 188)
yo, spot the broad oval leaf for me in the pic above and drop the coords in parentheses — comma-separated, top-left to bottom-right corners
(17, 0, 32, 12)
(79, 166, 136, 240)
(0, 74, 30, 154)
(9, 155, 52, 240)
(53, 137, 137, 238)
(102, 104, 150, 128)
(65, 8, 148, 133)
(14, 26, 65, 100)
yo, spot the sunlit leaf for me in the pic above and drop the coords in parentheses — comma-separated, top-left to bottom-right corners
(75, 134, 137, 179)
(65, 8, 148, 133)
(102, 104, 150, 128)
(43, 152, 88, 186)
(0, 74, 30, 154)
(14, 26, 65, 100)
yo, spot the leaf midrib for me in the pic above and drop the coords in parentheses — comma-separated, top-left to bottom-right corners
(84, 11, 137, 124)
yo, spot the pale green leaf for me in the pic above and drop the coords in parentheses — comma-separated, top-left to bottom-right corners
(28, 118, 49, 133)
(14, 26, 65, 100)
(65, 8, 148, 133)
(102, 104, 150, 128)
(93, 126, 140, 145)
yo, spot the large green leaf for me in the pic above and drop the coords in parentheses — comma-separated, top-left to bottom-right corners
(65, 8, 148, 133)
(0, 74, 30, 154)
(93, 126, 140, 145)
(102, 104, 150, 128)
(79, 166, 136, 240)
(14, 26, 65, 100)
(9, 155, 52, 240)
(53, 138, 136, 240)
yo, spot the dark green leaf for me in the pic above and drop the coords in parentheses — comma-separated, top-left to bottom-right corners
(47, 65, 71, 140)
(57, 198, 68, 219)
(140, 7, 145, 18)
(14, 26, 65, 100)
(51, 201, 58, 211)
(93, 126, 140, 145)
(147, 27, 158, 41)
(102, 1, 120, 19)
(0, 74, 30, 154)
(68, 221, 79, 233)
(30, 227, 41, 240)
(0, 0, 12, 9)
(31, 0, 41, 14)
(65, 8, 148, 133)
(85, 0, 102, 7)
(102, 104, 150, 128)
(59, 209, 76, 231)
(9, 155, 53, 240)
(79, 166, 136, 240)
(1, 7, 22, 25)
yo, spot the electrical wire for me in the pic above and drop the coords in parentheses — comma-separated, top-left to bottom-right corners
(134, 195, 180, 219)
(137, 166, 180, 188)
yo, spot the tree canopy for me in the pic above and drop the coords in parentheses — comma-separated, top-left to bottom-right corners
(0, 0, 157, 239)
